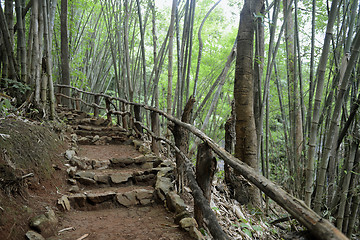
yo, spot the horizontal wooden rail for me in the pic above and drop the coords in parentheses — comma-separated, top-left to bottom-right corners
(54, 85, 348, 240)
(55, 93, 105, 110)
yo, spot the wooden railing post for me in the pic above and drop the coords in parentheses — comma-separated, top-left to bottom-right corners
(224, 114, 235, 185)
(74, 91, 80, 110)
(105, 97, 112, 123)
(194, 143, 217, 229)
(122, 102, 128, 130)
(56, 86, 62, 106)
(134, 105, 143, 134)
(94, 94, 100, 117)
(173, 96, 195, 192)
(150, 111, 160, 156)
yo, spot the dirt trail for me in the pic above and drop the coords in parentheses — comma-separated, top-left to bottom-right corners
(56, 143, 192, 240)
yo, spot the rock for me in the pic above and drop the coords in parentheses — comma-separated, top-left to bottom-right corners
(64, 150, 75, 160)
(29, 208, 58, 238)
(189, 226, 205, 240)
(94, 174, 109, 184)
(75, 171, 95, 179)
(139, 145, 151, 154)
(166, 191, 187, 214)
(156, 167, 173, 178)
(75, 171, 96, 185)
(78, 136, 91, 144)
(70, 133, 78, 143)
(68, 185, 80, 193)
(70, 156, 88, 170)
(134, 174, 156, 183)
(179, 217, 198, 231)
(67, 178, 77, 185)
(80, 157, 93, 167)
(132, 139, 144, 149)
(133, 154, 157, 163)
(44, 208, 57, 223)
(68, 193, 87, 209)
(67, 167, 77, 178)
(141, 162, 153, 169)
(110, 172, 132, 184)
(174, 210, 192, 224)
(75, 177, 96, 185)
(155, 177, 173, 201)
(25, 230, 45, 240)
(159, 160, 174, 167)
(57, 195, 71, 211)
(86, 191, 116, 203)
(92, 135, 100, 143)
(111, 157, 134, 167)
(92, 159, 110, 169)
(135, 189, 154, 205)
(116, 191, 137, 207)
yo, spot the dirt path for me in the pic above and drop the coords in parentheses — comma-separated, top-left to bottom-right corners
(56, 144, 192, 240)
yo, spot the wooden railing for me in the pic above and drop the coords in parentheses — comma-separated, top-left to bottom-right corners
(54, 84, 348, 240)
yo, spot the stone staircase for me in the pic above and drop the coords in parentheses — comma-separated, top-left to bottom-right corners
(54, 107, 201, 239)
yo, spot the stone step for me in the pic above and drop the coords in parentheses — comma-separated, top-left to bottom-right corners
(61, 186, 155, 211)
(68, 153, 162, 170)
(77, 134, 130, 145)
(71, 117, 109, 126)
(76, 125, 127, 133)
(72, 168, 158, 187)
(57, 109, 90, 121)
(110, 154, 162, 169)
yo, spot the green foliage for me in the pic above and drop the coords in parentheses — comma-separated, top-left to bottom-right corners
(216, 169, 224, 179)
(1, 78, 31, 95)
(232, 217, 264, 238)
(0, 98, 13, 117)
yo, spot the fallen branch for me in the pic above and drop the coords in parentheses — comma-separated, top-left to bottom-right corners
(21, 173, 34, 179)
(270, 216, 294, 225)
(76, 233, 89, 240)
(58, 226, 75, 233)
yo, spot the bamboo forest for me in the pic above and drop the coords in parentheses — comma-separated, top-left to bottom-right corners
(0, 0, 359, 239)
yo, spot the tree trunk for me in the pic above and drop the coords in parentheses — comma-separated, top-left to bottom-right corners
(172, 96, 195, 192)
(167, 0, 176, 120)
(15, 0, 26, 83)
(194, 143, 217, 229)
(224, 101, 235, 185)
(313, 29, 360, 213)
(304, 0, 340, 207)
(234, 0, 263, 207)
(61, 0, 71, 107)
(335, 138, 358, 231)
(4, 0, 13, 79)
(0, 4, 18, 81)
(283, 0, 303, 195)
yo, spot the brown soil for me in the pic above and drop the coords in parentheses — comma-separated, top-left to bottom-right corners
(57, 206, 188, 240)
(0, 119, 69, 240)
